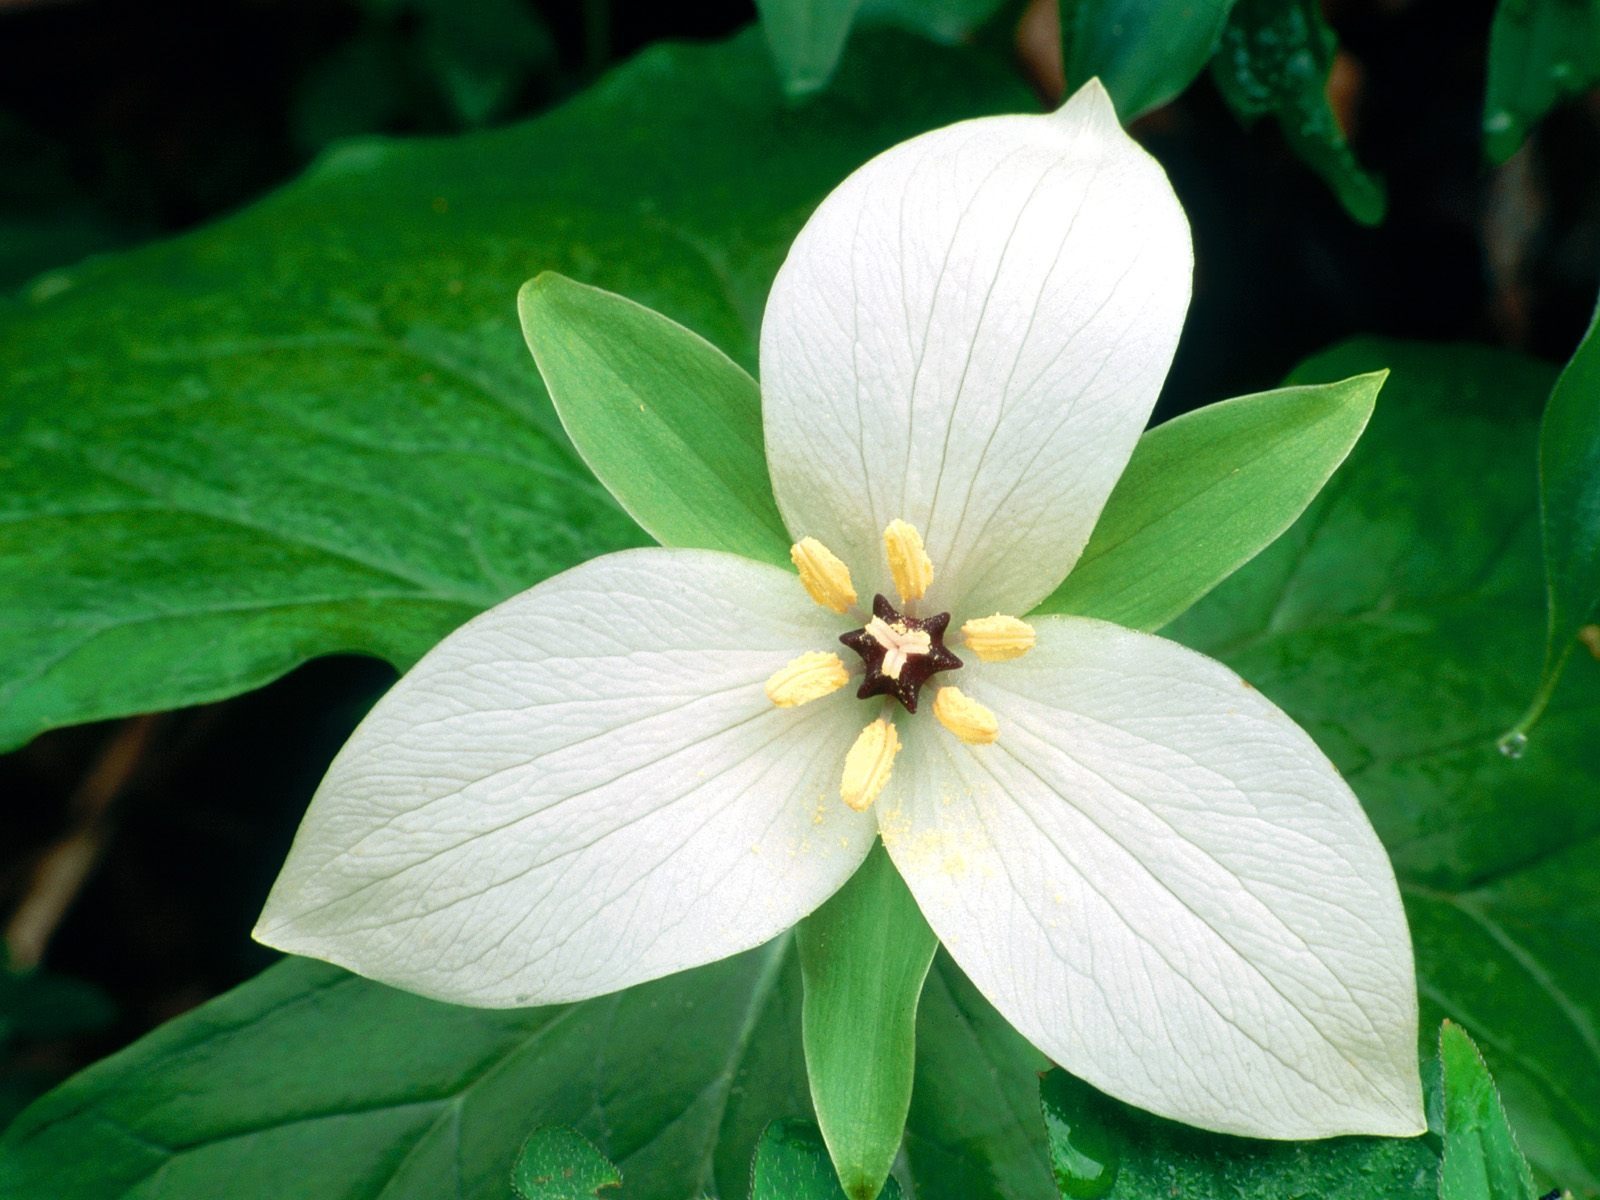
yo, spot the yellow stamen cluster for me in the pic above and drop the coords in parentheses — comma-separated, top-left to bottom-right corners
(770, 523, 1020, 811)
(933, 686, 999, 745)
(791, 537, 857, 613)
(962, 614, 1036, 662)
(841, 718, 900, 811)
(883, 519, 933, 604)
(764, 651, 848, 708)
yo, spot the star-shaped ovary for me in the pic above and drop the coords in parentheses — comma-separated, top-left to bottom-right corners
(839, 595, 962, 713)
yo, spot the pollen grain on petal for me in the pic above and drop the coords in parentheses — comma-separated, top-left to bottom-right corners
(791, 537, 858, 613)
(962, 614, 1036, 662)
(840, 718, 900, 811)
(765, 651, 849, 708)
(883, 519, 933, 604)
(933, 686, 999, 745)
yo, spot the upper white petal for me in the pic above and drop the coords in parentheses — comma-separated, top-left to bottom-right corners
(256, 548, 874, 1007)
(760, 80, 1192, 616)
(879, 616, 1424, 1139)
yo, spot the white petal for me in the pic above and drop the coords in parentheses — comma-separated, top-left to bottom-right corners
(761, 81, 1191, 617)
(879, 616, 1424, 1139)
(256, 548, 873, 1007)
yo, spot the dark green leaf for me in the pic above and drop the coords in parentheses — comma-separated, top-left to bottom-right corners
(0, 945, 807, 1200)
(1059, 0, 1237, 119)
(0, 947, 1051, 1200)
(904, 956, 1056, 1200)
(1038, 1067, 1436, 1199)
(511, 1127, 621, 1200)
(1211, 0, 1385, 225)
(1035, 372, 1381, 630)
(1508, 299, 1600, 742)
(751, 1120, 904, 1200)
(1440, 1022, 1539, 1200)
(0, 27, 1032, 752)
(517, 273, 789, 565)
(798, 845, 938, 1200)
(1168, 339, 1600, 1197)
(1484, 0, 1600, 163)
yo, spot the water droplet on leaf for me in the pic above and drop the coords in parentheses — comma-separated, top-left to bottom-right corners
(1497, 730, 1527, 759)
(1041, 1074, 1120, 1198)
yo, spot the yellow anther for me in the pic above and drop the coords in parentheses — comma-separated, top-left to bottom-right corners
(933, 687, 999, 745)
(791, 537, 858, 614)
(961, 614, 1036, 662)
(765, 651, 849, 708)
(883, 519, 933, 604)
(840, 718, 900, 811)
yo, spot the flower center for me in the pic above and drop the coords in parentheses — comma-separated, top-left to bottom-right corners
(839, 594, 962, 713)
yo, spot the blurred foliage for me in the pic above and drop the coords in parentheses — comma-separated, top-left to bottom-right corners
(1484, 0, 1600, 163)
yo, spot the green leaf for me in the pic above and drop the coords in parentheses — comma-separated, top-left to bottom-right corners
(1508, 299, 1600, 743)
(0, 27, 1033, 752)
(1038, 1067, 1437, 1199)
(517, 273, 789, 566)
(798, 845, 938, 1200)
(755, 0, 1006, 97)
(1211, 0, 1386, 225)
(755, 0, 866, 96)
(905, 957, 1056, 1200)
(1440, 1022, 1539, 1200)
(1484, 0, 1600, 163)
(1034, 372, 1381, 630)
(0, 947, 1052, 1200)
(511, 1127, 621, 1200)
(1059, 0, 1237, 120)
(1168, 339, 1600, 1197)
(751, 1120, 905, 1200)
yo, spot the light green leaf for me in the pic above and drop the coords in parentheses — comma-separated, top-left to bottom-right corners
(1059, 0, 1237, 119)
(1168, 339, 1600, 1197)
(751, 1120, 905, 1200)
(0, 948, 1053, 1200)
(517, 272, 789, 566)
(1035, 371, 1381, 630)
(798, 844, 938, 1200)
(1484, 0, 1600, 163)
(1440, 1022, 1539, 1200)
(511, 1127, 621, 1200)
(1039, 1067, 1437, 1199)
(0, 27, 1032, 752)
(1508, 298, 1600, 743)
(1211, 0, 1386, 225)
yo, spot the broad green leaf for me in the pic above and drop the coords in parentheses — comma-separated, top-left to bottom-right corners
(1038, 1067, 1437, 1199)
(0, 27, 1032, 752)
(902, 955, 1056, 1200)
(1484, 0, 1600, 163)
(1440, 1022, 1539, 1200)
(511, 1127, 621, 1200)
(1508, 299, 1600, 742)
(1211, 0, 1386, 225)
(751, 1120, 905, 1200)
(1035, 371, 1381, 630)
(1058, 0, 1237, 119)
(517, 273, 789, 566)
(0, 947, 1053, 1200)
(798, 845, 938, 1200)
(1168, 339, 1600, 1197)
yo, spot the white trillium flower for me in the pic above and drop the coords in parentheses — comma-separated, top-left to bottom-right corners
(256, 82, 1425, 1141)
